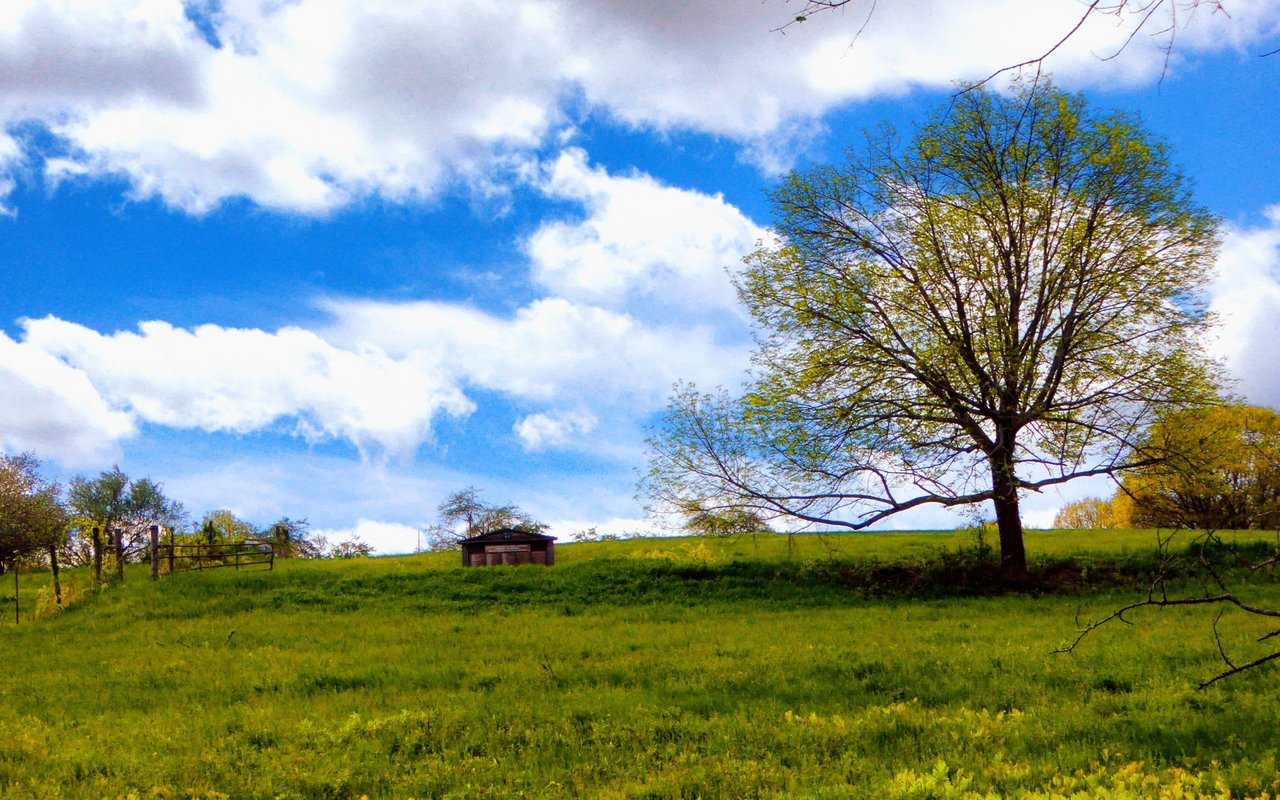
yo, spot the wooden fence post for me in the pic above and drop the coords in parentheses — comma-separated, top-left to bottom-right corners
(150, 525, 160, 581)
(167, 528, 175, 574)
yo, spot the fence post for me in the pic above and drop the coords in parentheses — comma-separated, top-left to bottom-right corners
(150, 525, 160, 581)
(167, 528, 175, 574)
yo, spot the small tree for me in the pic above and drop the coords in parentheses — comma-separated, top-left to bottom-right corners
(266, 517, 320, 558)
(0, 454, 69, 622)
(330, 536, 373, 559)
(68, 468, 183, 583)
(645, 81, 1220, 581)
(419, 523, 462, 553)
(198, 509, 257, 543)
(437, 487, 547, 538)
(438, 487, 486, 538)
(680, 501, 771, 537)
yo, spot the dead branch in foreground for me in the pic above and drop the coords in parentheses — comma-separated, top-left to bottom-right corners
(1057, 528, 1280, 688)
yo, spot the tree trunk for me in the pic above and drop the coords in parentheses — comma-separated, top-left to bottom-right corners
(115, 527, 126, 582)
(91, 526, 103, 585)
(990, 447, 1028, 581)
(47, 545, 61, 604)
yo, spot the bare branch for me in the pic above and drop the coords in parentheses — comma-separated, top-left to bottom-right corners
(1058, 526, 1280, 687)
(772, 1, 1274, 87)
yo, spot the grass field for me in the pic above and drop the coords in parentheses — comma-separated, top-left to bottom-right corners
(3, 529, 1280, 799)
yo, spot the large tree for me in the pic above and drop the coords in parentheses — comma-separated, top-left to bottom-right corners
(645, 81, 1219, 580)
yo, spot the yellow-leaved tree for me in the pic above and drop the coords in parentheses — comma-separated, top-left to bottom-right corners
(1121, 404, 1280, 530)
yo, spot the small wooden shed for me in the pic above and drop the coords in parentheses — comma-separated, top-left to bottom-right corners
(460, 528, 556, 567)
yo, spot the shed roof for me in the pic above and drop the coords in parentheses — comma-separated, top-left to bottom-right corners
(459, 527, 556, 544)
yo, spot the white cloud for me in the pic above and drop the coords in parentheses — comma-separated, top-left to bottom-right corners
(15, 0, 573, 213)
(0, 330, 134, 465)
(0, 0, 205, 112)
(2, 0, 1275, 213)
(5, 291, 749, 465)
(527, 148, 766, 313)
(20, 316, 475, 456)
(545, 516, 663, 541)
(0, 130, 19, 214)
(312, 518, 424, 556)
(322, 296, 750, 408)
(514, 410, 598, 451)
(1209, 206, 1280, 408)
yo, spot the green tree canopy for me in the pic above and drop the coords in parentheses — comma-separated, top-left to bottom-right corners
(0, 453, 65, 568)
(266, 517, 321, 558)
(68, 467, 183, 583)
(198, 509, 257, 543)
(645, 80, 1220, 579)
(0, 453, 69, 621)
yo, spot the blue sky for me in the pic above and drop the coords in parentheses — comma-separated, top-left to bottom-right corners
(1, 0, 1278, 551)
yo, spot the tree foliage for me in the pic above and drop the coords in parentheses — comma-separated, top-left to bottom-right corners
(266, 517, 322, 559)
(1122, 404, 1280, 530)
(437, 487, 547, 539)
(198, 509, 257, 543)
(679, 501, 772, 537)
(645, 81, 1219, 579)
(329, 536, 374, 559)
(0, 453, 69, 621)
(1052, 496, 1128, 530)
(68, 467, 183, 583)
(0, 454, 66, 569)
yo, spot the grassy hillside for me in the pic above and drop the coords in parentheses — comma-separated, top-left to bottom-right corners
(3, 530, 1280, 799)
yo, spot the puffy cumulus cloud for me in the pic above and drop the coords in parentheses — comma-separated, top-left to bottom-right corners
(551, 0, 1277, 136)
(514, 410, 598, 451)
(20, 316, 475, 456)
(3, 0, 1276, 213)
(1209, 207, 1280, 407)
(0, 331, 134, 465)
(0, 0, 205, 112)
(5, 292, 749, 465)
(322, 296, 751, 408)
(17, 0, 571, 213)
(526, 148, 766, 312)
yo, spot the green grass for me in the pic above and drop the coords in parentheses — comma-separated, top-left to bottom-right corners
(3, 530, 1280, 798)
